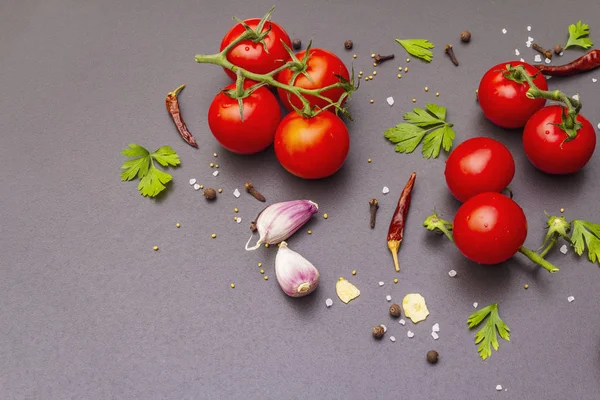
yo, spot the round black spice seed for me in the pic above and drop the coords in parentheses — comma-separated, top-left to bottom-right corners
(292, 39, 301, 50)
(554, 44, 563, 55)
(389, 304, 401, 318)
(460, 31, 471, 42)
(372, 325, 385, 339)
(203, 188, 217, 200)
(344, 40, 353, 50)
(426, 350, 439, 364)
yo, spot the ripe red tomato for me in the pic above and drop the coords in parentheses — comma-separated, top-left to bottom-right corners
(453, 192, 527, 265)
(444, 137, 515, 202)
(274, 111, 350, 179)
(219, 18, 292, 81)
(522, 105, 596, 174)
(207, 81, 281, 155)
(276, 48, 350, 112)
(478, 61, 548, 129)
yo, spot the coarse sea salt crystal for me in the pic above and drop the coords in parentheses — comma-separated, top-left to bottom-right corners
(386, 295, 392, 302)
(381, 324, 387, 333)
(431, 331, 439, 340)
(448, 270, 457, 277)
(572, 94, 580, 101)
(560, 244, 568, 254)
(473, 302, 479, 308)
(212, 171, 219, 177)
(528, 36, 534, 42)
(545, 58, 551, 64)
(534, 54, 542, 63)
(233, 189, 240, 198)
(325, 298, 333, 307)
(189, 178, 197, 185)
(597, 123, 600, 130)
(407, 330, 414, 338)
(496, 385, 503, 391)
(387, 96, 394, 106)
(390, 336, 396, 342)
(520, 58, 525, 62)
(236, 217, 242, 224)
(399, 319, 406, 325)
(432, 323, 440, 332)
(379, 281, 385, 287)
(193, 183, 201, 191)
(515, 49, 520, 56)
(382, 186, 390, 194)
(592, 78, 597, 83)
(560, 51, 564, 56)
(502, 28, 507, 34)
(568, 296, 575, 303)
(527, 25, 532, 31)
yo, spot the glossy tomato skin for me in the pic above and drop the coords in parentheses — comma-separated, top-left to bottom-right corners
(274, 112, 350, 179)
(276, 48, 350, 112)
(453, 192, 527, 265)
(523, 105, 596, 174)
(219, 18, 292, 81)
(445, 137, 515, 202)
(478, 61, 548, 129)
(207, 81, 281, 155)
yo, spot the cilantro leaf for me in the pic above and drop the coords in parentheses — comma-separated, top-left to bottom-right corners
(121, 144, 181, 197)
(384, 103, 456, 159)
(565, 21, 593, 49)
(395, 38, 434, 62)
(570, 220, 600, 263)
(467, 303, 510, 360)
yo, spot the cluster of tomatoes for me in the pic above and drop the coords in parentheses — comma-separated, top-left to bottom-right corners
(438, 60, 596, 266)
(207, 16, 353, 179)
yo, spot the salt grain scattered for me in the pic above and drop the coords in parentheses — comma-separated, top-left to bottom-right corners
(560, 51, 564, 56)
(572, 94, 580, 101)
(520, 58, 525, 62)
(233, 189, 241, 198)
(236, 217, 242, 224)
(193, 183, 201, 191)
(381, 324, 387, 333)
(592, 78, 597, 83)
(386, 96, 394, 106)
(325, 298, 333, 307)
(379, 281, 385, 287)
(502, 28, 507, 34)
(545, 58, 551, 64)
(407, 330, 414, 338)
(473, 302, 479, 308)
(432, 323, 440, 332)
(399, 319, 406, 325)
(386, 295, 392, 302)
(189, 178, 197, 185)
(534, 54, 542, 63)
(528, 36, 534, 42)
(496, 385, 503, 391)
(212, 171, 219, 177)
(568, 296, 575, 303)
(515, 49, 520, 56)
(431, 331, 439, 340)
(560, 244, 568, 254)
(597, 123, 600, 130)
(390, 336, 396, 342)
(382, 186, 390, 194)
(448, 270, 457, 277)
(527, 25, 532, 31)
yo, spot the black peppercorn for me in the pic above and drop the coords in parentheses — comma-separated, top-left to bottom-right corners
(426, 350, 439, 364)
(389, 304, 401, 318)
(460, 31, 471, 43)
(554, 44, 563, 55)
(203, 188, 217, 200)
(372, 325, 385, 339)
(344, 40, 353, 50)
(292, 39, 301, 50)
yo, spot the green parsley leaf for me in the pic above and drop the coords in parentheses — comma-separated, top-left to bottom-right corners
(570, 220, 600, 263)
(395, 38, 434, 62)
(467, 303, 510, 361)
(120, 144, 181, 197)
(383, 103, 455, 159)
(565, 21, 593, 49)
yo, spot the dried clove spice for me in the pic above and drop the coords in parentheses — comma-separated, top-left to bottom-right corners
(245, 181, 266, 202)
(444, 45, 459, 66)
(532, 43, 552, 59)
(374, 54, 395, 64)
(369, 198, 379, 229)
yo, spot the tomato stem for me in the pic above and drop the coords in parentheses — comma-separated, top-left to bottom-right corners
(518, 246, 560, 273)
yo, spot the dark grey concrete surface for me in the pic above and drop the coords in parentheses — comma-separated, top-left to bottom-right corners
(1, 0, 600, 399)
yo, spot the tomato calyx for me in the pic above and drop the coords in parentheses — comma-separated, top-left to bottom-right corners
(500, 63, 539, 85)
(423, 211, 454, 243)
(231, 6, 275, 52)
(537, 213, 571, 257)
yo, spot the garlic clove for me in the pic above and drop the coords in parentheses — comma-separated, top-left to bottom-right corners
(246, 200, 319, 251)
(336, 278, 361, 304)
(275, 242, 320, 297)
(402, 293, 429, 323)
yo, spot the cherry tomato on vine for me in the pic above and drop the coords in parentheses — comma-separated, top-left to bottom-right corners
(274, 111, 350, 179)
(276, 48, 350, 112)
(522, 105, 596, 174)
(453, 192, 528, 265)
(478, 61, 548, 129)
(207, 81, 281, 155)
(444, 137, 515, 202)
(219, 18, 292, 81)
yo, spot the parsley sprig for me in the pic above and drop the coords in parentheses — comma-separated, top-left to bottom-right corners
(565, 21, 593, 50)
(121, 144, 181, 197)
(395, 38, 434, 62)
(467, 303, 510, 361)
(539, 214, 600, 264)
(384, 103, 456, 159)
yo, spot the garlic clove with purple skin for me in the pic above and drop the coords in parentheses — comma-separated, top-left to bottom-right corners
(275, 241, 320, 297)
(245, 200, 318, 251)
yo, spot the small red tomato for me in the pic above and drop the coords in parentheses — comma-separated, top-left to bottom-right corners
(523, 105, 596, 174)
(478, 61, 548, 129)
(207, 81, 281, 155)
(219, 18, 292, 81)
(453, 192, 527, 265)
(444, 137, 515, 202)
(276, 48, 350, 112)
(274, 111, 350, 179)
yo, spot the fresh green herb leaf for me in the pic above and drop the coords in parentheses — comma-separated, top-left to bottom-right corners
(383, 103, 455, 159)
(570, 220, 600, 263)
(467, 303, 510, 361)
(395, 38, 434, 62)
(120, 144, 181, 197)
(565, 21, 593, 49)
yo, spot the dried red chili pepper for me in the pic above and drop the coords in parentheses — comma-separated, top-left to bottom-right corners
(387, 172, 417, 272)
(535, 49, 600, 76)
(166, 84, 198, 148)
